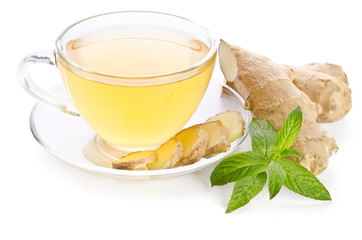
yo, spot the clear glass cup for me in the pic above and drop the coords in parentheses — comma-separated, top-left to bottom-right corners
(17, 11, 217, 151)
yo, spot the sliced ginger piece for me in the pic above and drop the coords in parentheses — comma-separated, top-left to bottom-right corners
(112, 150, 156, 170)
(111, 111, 245, 170)
(132, 164, 149, 171)
(196, 120, 230, 157)
(207, 111, 244, 143)
(147, 138, 184, 170)
(174, 125, 209, 166)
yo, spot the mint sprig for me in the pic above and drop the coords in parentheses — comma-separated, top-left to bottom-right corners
(210, 151, 269, 186)
(249, 118, 277, 158)
(267, 160, 286, 200)
(210, 106, 331, 213)
(226, 172, 267, 213)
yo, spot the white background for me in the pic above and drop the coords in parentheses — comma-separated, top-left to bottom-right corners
(1, 0, 361, 239)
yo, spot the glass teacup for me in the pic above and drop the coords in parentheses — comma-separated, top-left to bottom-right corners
(17, 11, 217, 151)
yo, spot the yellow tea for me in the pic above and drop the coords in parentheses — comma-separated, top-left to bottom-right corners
(58, 29, 216, 148)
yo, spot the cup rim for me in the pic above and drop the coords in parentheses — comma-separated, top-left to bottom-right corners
(55, 11, 217, 80)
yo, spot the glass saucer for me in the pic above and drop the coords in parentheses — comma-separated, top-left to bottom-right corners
(29, 81, 252, 180)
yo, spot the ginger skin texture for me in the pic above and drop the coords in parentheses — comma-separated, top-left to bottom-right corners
(219, 40, 339, 175)
(301, 62, 349, 85)
(283, 64, 351, 122)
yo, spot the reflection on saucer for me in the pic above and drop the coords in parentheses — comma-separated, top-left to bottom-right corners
(83, 137, 115, 168)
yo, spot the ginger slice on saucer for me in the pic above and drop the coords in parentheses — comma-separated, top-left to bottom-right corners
(207, 111, 244, 143)
(174, 126, 209, 166)
(147, 138, 184, 170)
(196, 120, 230, 157)
(112, 110, 244, 171)
(112, 150, 156, 170)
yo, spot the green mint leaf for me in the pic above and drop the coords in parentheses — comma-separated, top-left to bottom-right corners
(275, 106, 303, 151)
(210, 151, 269, 186)
(226, 172, 267, 213)
(249, 118, 277, 158)
(268, 161, 286, 199)
(280, 148, 301, 158)
(278, 158, 332, 200)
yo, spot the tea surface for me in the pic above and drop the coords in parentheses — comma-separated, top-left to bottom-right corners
(66, 33, 209, 76)
(59, 30, 215, 148)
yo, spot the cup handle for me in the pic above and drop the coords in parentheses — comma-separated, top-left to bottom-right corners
(17, 50, 80, 116)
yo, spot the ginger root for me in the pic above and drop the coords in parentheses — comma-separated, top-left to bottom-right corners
(219, 40, 338, 175)
(197, 120, 230, 157)
(284, 65, 352, 122)
(301, 62, 349, 85)
(112, 150, 157, 170)
(112, 110, 246, 170)
(174, 125, 209, 166)
(207, 111, 244, 143)
(147, 138, 184, 170)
